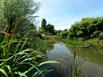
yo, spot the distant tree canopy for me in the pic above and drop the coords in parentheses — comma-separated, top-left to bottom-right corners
(46, 24, 55, 34)
(68, 17, 103, 40)
(41, 19, 55, 35)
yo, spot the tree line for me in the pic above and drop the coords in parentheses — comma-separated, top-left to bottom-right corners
(56, 17, 103, 40)
(40, 19, 56, 35)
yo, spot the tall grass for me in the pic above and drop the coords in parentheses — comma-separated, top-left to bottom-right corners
(63, 51, 89, 77)
(69, 52, 85, 77)
(0, 27, 58, 77)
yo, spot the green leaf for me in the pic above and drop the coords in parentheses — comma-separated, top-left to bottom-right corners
(39, 61, 59, 66)
(5, 65, 13, 76)
(18, 72, 28, 77)
(0, 68, 8, 77)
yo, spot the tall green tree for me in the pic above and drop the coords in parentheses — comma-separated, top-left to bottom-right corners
(41, 18, 47, 33)
(0, 0, 39, 37)
(46, 24, 55, 35)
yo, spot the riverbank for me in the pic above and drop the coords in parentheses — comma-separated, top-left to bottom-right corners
(61, 38, 103, 48)
(44, 36, 103, 67)
(46, 35, 103, 48)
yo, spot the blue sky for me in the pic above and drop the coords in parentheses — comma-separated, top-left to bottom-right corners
(37, 0, 103, 30)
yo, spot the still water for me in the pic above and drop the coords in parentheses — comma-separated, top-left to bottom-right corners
(46, 43, 103, 77)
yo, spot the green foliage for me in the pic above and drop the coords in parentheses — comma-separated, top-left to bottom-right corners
(41, 19, 47, 33)
(0, 0, 58, 76)
(59, 31, 69, 39)
(68, 17, 103, 40)
(99, 32, 103, 39)
(69, 52, 87, 77)
(65, 39, 90, 47)
(40, 19, 55, 35)
(70, 59, 85, 77)
(46, 24, 55, 35)
(76, 30, 83, 37)
(0, 34, 46, 76)
(0, 0, 39, 38)
(91, 31, 101, 38)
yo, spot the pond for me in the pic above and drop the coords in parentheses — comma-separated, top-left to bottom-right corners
(46, 43, 103, 77)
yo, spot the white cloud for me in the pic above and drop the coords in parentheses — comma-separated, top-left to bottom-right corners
(37, 0, 103, 30)
(37, 16, 82, 30)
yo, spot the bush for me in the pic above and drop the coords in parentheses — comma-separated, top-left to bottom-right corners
(99, 32, 103, 39)
(68, 17, 103, 39)
(91, 31, 101, 38)
(59, 31, 68, 39)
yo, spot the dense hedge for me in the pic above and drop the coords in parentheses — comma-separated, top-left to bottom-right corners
(68, 17, 103, 40)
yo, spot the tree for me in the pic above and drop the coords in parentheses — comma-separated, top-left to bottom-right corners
(46, 24, 55, 35)
(41, 18, 47, 33)
(0, 0, 39, 37)
(60, 31, 68, 39)
(40, 19, 55, 35)
(68, 17, 103, 40)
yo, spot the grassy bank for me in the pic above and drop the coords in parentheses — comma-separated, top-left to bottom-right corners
(65, 39, 103, 48)
(46, 35, 95, 47)
(64, 39, 91, 48)
(53, 36, 103, 47)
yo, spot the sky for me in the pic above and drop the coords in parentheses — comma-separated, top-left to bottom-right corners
(37, 0, 103, 30)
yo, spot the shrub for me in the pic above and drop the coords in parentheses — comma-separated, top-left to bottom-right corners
(91, 31, 101, 38)
(99, 32, 103, 39)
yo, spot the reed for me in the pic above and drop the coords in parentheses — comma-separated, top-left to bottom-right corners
(0, 27, 58, 77)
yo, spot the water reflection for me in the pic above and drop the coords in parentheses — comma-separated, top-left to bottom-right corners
(46, 43, 103, 77)
(70, 46, 103, 66)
